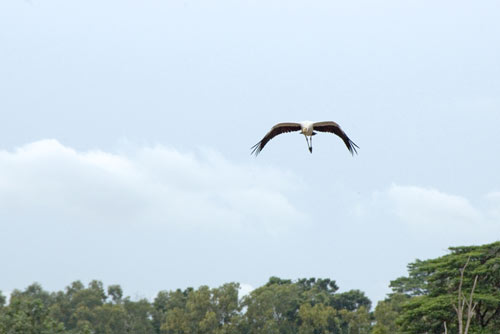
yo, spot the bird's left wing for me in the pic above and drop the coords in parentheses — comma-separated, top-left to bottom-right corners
(313, 121, 359, 155)
(251, 122, 302, 156)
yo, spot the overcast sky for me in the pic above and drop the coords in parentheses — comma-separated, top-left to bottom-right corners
(1, 0, 499, 304)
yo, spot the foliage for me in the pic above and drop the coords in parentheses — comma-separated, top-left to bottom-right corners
(0, 280, 155, 334)
(386, 241, 500, 334)
(241, 277, 372, 334)
(372, 293, 408, 334)
(0, 277, 371, 334)
(298, 303, 338, 334)
(3, 242, 500, 334)
(0, 288, 65, 334)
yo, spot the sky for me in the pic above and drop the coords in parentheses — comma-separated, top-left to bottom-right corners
(1, 0, 499, 304)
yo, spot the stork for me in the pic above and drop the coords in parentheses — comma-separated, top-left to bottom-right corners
(251, 121, 358, 156)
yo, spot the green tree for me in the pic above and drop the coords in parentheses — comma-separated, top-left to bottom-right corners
(153, 288, 191, 333)
(49, 280, 107, 331)
(242, 277, 371, 334)
(93, 303, 127, 334)
(107, 285, 123, 304)
(123, 298, 155, 334)
(338, 306, 371, 334)
(161, 307, 188, 334)
(184, 285, 214, 334)
(1, 289, 64, 334)
(242, 279, 302, 334)
(212, 282, 240, 327)
(298, 303, 339, 334)
(391, 241, 500, 334)
(331, 290, 371, 312)
(160, 283, 241, 334)
(0, 277, 372, 334)
(298, 278, 339, 306)
(372, 293, 407, 334)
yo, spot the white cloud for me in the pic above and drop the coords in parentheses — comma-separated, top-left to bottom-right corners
(485, 191, 500, 219)
(387, 184, 482, 229)
(364, 184, 500, 245)
(0, 140, 306, 233)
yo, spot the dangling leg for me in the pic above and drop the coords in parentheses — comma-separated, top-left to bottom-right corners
(309, 135, 313, 153)
(304, 135, 311, 152)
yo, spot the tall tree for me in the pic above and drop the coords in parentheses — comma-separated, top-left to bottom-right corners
(338, 306, 371, 334)
(123, 298, 156, 334)
(298, 303, 339, 334)
(1, 286, 65, 334)
(242, 279, 302, 334)
(372, 293, 407, 334)
(160, 283, 241, 334)
(242, 277, 372, 334)
(390, 241, 500, 334)
(153, 288, 191, 333)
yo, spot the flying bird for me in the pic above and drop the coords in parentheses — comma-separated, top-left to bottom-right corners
(251, 121, 358, 156)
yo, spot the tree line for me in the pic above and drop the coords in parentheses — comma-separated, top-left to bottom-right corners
(1, 241, 499, 334)
(374, 241, 500, 334)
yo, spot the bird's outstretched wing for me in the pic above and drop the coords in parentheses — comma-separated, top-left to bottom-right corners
(313, 121, 359, 155)
(251, 122, 302, 155)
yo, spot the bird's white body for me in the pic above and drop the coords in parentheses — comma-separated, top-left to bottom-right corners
(300, 121, 314, 136)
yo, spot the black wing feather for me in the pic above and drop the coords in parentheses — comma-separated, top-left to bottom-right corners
(251, 122, 302, 156)
(313, 121, 359, 155)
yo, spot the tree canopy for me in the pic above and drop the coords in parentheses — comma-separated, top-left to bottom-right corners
(374, 241, 500, 334)
(2, 241, 499, 334)
(0, 278, 371, 334)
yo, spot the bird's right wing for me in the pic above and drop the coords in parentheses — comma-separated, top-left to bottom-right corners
(313, 121, 359, 155)
(251, 122, 302, 156)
